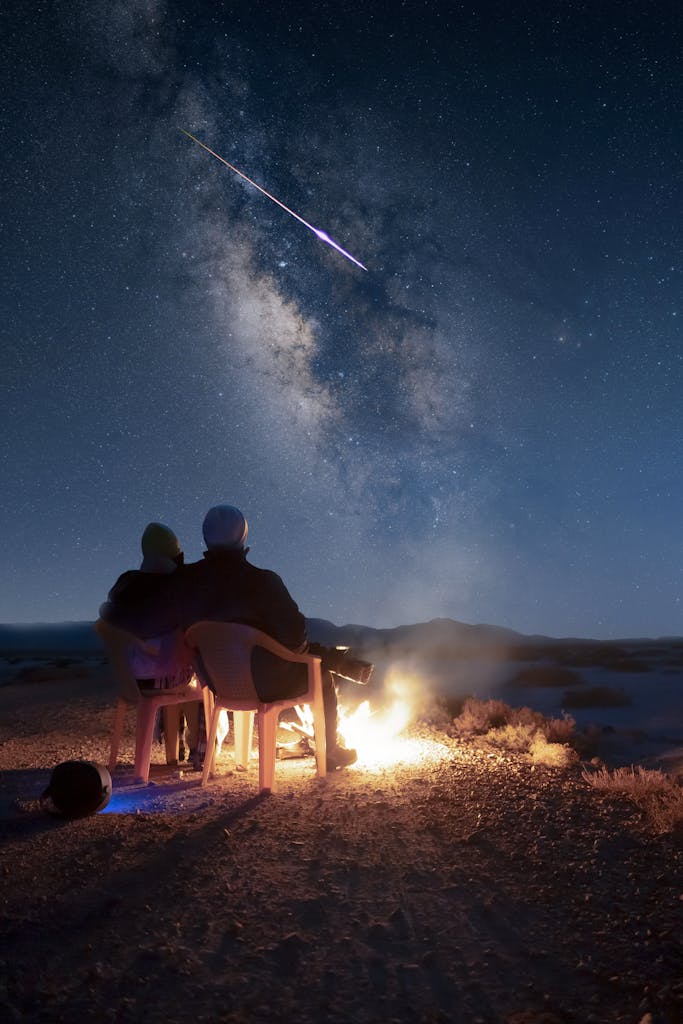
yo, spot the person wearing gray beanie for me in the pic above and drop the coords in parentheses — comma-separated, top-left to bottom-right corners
(201, 505, 248, 551)
(179, 505, 357, 771)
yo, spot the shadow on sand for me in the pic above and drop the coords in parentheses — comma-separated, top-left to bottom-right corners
(0, 763, 271, 840)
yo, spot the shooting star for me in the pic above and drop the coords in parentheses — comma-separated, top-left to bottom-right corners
(181, 130, 367, 272)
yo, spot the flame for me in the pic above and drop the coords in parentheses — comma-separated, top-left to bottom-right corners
(338, 698, 412, 766)
(294, 673, 436, 769)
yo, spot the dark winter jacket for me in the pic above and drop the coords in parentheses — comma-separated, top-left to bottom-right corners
(99, 569, 183, 640)
(176, 549, 307, 652)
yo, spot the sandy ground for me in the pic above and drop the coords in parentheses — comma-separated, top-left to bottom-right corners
(1, 660, 682, 1024)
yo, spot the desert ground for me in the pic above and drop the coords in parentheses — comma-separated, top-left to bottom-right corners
(1, 631, 682, 1024)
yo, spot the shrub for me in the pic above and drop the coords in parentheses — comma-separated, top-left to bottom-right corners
(483, 721, 578, 763)
(452, 697, 511, 735)
(583, 766, 683, 834)
(541, 714, 577, 745)
(506, 705, 545, 729)
(562, 685, 631, 709)
(485, 722, 538, 752)
(452, 697, 577, 760)
(583, 765, 668, 796)
(529, 733, 579, 767)
(647, 787, 683, 834)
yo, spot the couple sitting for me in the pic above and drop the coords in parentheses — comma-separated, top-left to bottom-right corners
(100, 504, 357, 771)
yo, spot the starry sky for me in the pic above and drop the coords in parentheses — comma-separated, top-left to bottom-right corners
(1, 0, 681, 637)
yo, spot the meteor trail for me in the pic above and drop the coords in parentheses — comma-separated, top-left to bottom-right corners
(181, 129, 367, 271)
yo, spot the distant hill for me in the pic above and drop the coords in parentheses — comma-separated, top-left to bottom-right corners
(305, 617, 525, 651)
(0, 622, 101, 654)
(0, 618, 680, 662)
(305, 618, 683, 678)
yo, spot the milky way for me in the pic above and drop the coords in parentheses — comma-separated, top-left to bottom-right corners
(1, 1, 681, 636)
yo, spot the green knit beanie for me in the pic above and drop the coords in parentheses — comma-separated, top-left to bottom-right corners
(140, 522, 181, 560)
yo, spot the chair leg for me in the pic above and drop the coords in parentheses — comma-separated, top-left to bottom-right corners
(234, 711, 254, 770)
(109, 699, 127, 774)
(215, 709, 230, 754)
(134, 700, 158, 784)
(258, 708, 278, 793)
(311, 695, 327, 779)
(163, 705, 181, 764)
(202, 688, 214, 743)
(201, 705, 222, 787)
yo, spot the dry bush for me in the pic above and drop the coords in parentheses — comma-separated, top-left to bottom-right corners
(506, 705, 545, 729)
(452, 697, 577, 761)
(541, 714, 576, 745)
(529, 733, 579, 767)
(486, 722, 538, 751)
(584, 765, 669, 795)
(451, 697, 511, 735)
(646, 787, 683, 834)
(485, 722, 578, 763)
(562, 685, 631, 708)
(583, 766, 683, 834)
(510, 665, 582, 688)
(505, 706, 576, 744)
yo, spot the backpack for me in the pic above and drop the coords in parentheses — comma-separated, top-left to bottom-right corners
(42, 761, 112, 818)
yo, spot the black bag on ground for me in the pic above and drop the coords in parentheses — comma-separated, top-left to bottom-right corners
(42, 761, 112, 818)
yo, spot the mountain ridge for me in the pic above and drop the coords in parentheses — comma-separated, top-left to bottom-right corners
(0, 618, 679, 654)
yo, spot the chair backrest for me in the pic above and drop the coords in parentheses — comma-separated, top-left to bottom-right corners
(184, 621, 298, 705)
(94, 619, 152, 704)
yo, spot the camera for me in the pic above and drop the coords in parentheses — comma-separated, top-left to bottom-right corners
(307, 643, 374, 685)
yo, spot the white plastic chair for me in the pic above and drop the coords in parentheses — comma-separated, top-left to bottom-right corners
(184, 621, 327, 793)
(95, 619, 213, 783)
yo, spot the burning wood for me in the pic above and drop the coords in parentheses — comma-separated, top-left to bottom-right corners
(277, 674, 420, 768)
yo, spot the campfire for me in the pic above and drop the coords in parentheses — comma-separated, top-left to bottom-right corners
(338, 687, 411, 766)
(282, 670, 444, 769)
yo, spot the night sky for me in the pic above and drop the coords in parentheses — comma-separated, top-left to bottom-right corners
(1, 1, 681, 637)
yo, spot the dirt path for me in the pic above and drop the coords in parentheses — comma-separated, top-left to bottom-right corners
(1, 672, 682, 1023)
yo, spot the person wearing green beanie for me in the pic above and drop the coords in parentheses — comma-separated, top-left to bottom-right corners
(100, 523, 204, 767)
